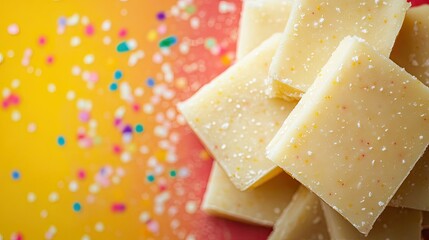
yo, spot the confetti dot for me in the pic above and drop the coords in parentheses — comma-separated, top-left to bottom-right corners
(27, 192, 36, 202)
(11, 110, 21, 122)
(0, 53, 3, 64)
(46, 55, 54, 64)
(48, 83, 56, 93)
(73, 202, 82, 212)
(109, 82, 118, 91)
(48, 192, 59, 202)
(159, 36, 177, 48)
(83, 54, 94, 64)
(57, 136, 66, 146)
(27, 123, 37, 133)
(169, 170, 177, 177)
(38, 36, 47, 45)
(70, 36, 81, 47)
(156, 11, 166, 21)
(118, 28, 127, 38)
(69, 180, 79, 192)
(81, 235, 90, 240)
(111, 203, 126, 213)
(116, 39, 137, 53)
(114, 70, 123, 80)
(147, 174, 155, 182)
(66, 90, 76, 101)
(85, 24, 95, 36)
(95, 222, 104, 232)
(146, 78, 155, 87)
(101, 20, 111, 31)
(185, 201, 198, 214)
(135, 124, 144, 133)
(7, 23, 19, 35)
(12, 170, 20, 180)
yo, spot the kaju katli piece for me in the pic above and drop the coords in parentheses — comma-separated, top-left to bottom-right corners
(268, 186, 329, 240)
(236, 0, 293, 59)
(202, 163, 299, 226)
(267, 0, 410, 100)
(178, 34, 297, 191)
(322, 203, 422, 239)
(267, 36, 429, 234)
(201, 1, 298, 226)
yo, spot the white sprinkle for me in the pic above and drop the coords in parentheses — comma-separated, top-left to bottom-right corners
(419, 135, 424, 140)
(27, 192, 36, 202)
(81, 235, 91, 240)
(94, 222, 104, 232)
(83, 54, 94, 64)
(185, 201, 198, 214)
(69, 180, 79, 192)
(11, 79, 20, 89)
(48, 192, 59, 202)
(139, 212, 150, 222)
(66, 90, 76, 101)
(307, 151, 313, 156)
(27, 123, 37, 133)
(221, 123, 229, 129)
(70, 36, 81, 47)
(381, 146, 387, 151)
(378, 201, 385, 206)
(101, 20, 111, 31)
(11, 110, 21, 122)
(357, 121, 361, 128)
(48, 83, 56, 93)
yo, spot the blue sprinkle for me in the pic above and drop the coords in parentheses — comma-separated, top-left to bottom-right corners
(73, 202, 82, 212)
(114, 70, 123, 80)
(57, 136, 66, 146)
(109, 82, 118, 91)
(147, 78, 155, 87)
(12, 170, 20, 180)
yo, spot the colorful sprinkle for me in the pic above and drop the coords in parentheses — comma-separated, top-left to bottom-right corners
(12, 170, 20, 180)
(7, 23, 20, 35)
(169, 170, 177, 177)
(135, 124, 144, 133)
(57, 136, 66, 146)
(156, 12, 166, 21)
(114, 70, 123, 80)
(159, 36, 177, 48)
(147, 174, 155, 182)
(109, 82, 118, 91)
(146, 78, 155, 87)
(116, 39, 137, 53)
(73, 202, 82, 212)
(111, 203, 126, 213)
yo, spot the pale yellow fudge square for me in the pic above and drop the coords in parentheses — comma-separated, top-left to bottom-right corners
(322, 203, 422, 239)
(236, 0, 293, 59)
(268, 186, 329, 240)
(178, 34, 297, 190)
(202, 163, 299, 226)
(267, 0, 410, 100)
(387, 5, 429, 212)
(267, 36, 429, 234)
(392, 5, 429, 86)
(391, 150, 429, 211)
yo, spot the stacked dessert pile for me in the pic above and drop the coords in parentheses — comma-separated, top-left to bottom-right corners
(179, 0, 429, 238)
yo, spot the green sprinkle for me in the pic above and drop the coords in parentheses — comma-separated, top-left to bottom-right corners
(204, 38, 216, 49)
(147, 175, 155, 182)
(185, 5, 196, 14)
(135, 124, 144, 133)
(159, 36, 177, 48)
(169, 170, 177, 178)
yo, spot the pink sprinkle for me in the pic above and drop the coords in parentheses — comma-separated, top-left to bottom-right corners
(147, 220, 159, 233)
(118, 28, 127, 38)
(85, 24, 95, 36)
(38, 36, 47, 46)
(132, 103, 140, 112)
(88, 72, 99, 83)
(46, 55, 54, 64)
(11, 232, 23, 240)
(113, 144, 122, 154)
(111, 203, 126, 213)
(7, 24, 19, 35)
(157, 24, 167, 35)
(78, 111, 90, 122)
(77, 169, 86, 180)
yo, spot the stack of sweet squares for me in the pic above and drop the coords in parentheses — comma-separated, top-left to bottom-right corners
(178, 0, 429, 239)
